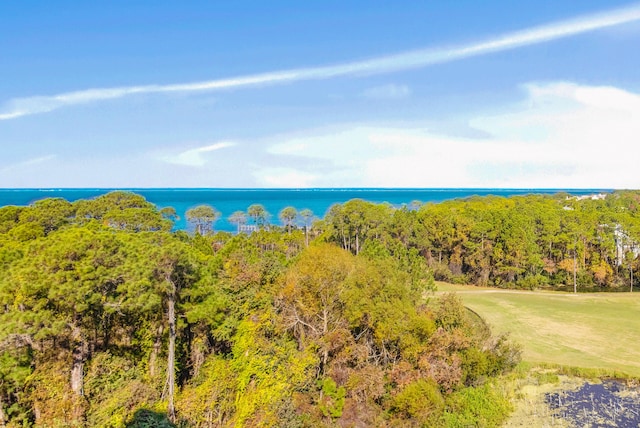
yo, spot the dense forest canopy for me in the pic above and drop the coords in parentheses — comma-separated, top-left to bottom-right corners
(320, 191, 640, 291)
(0, 190, 638, 427)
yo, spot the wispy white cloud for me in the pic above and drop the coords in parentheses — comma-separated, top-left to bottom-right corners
(2, 3, 640, 120)
(261, 82, 640, 188)
(362, 84, 411, 99)
(0, 155, 56, 173)
(160, 142, 236, 167)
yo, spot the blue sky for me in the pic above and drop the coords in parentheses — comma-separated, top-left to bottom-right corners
(2, 1, 640, 188)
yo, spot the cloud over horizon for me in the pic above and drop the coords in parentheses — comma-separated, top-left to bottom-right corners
(258, 82, 640, 188)
(1, 81, 637, 188)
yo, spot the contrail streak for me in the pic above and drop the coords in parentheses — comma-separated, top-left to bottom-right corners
(2, 3, 640, 120)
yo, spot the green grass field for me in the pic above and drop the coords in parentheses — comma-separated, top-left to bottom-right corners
(435, 282, 640, 377)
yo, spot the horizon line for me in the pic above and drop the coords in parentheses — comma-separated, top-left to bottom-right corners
(0, 187, 617, 191)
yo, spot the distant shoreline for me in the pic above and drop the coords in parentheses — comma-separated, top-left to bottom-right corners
(0, 188, 615, 232)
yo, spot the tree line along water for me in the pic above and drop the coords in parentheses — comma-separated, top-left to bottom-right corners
(0, 188, 610, 232)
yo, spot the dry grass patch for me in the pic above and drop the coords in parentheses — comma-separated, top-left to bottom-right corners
(435, 282, 640, 377)
(504, 370, 580, 427)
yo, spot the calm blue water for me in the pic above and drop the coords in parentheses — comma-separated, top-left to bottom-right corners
(0, 188, 611, 232)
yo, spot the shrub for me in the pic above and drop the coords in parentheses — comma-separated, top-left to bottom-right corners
(442, 383, 512, 427)
(516, 273, 548, 290)
(390, 379, 444, 423)
(317, 377, 346, 419)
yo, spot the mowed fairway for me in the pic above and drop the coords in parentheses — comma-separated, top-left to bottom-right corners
(436, 283, 640, 377)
